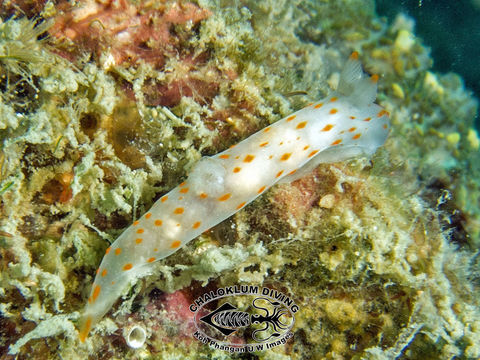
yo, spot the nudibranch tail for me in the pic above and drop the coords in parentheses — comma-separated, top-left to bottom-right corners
(78, 53, 389, 342)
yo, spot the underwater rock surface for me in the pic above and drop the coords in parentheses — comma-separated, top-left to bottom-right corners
(0, 0, 479, 359)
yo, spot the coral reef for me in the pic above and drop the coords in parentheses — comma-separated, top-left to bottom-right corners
(0, 0, 479, 359)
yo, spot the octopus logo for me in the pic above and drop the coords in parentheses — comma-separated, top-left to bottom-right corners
(190, 286, 298, 352)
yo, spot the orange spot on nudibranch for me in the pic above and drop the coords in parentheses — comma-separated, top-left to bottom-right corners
(308, 150, 319, 158)
(350, 116, 356, 120)
(331, 139, 342, 145)
(154, 248, 158, 252)
(115, 248, 122, 256)
(135, 238, 143, 244)
(155, 219, 162, 226)
(193, 221, 201, 229)
(244, 154, 255, 162)
(330, 97, 338, 102)
(161, 196, 168, 203)
(133, 220, 139, 226)
(105, 247, 111, 254)
(314, 103, 323, 109)
(145, 213, 152, 219)
(288, 169, 297, 176)
(147, 257, 156, 263)
(96, 268, 100, 275)
(171, 240, 181, 249)
(219, 154, 230, 159)
(263, 127, 271, 133)
(92, 285, 101, 302)
(276, 170, 284, 178)
(101, 269, 107, 277)
(364, 117, 372, 122)
(233, 167, 241, 173)
(303, 145, 310, 151)
(257, 186, 266, 194)
(199, 193, 208, 199)
(286, 115, 296, 122)
(79, 316, 93, 343)
(350, 51, 359, 60)
(280, 153, 292, 161)
(236, 202, 246, 210)
(383, 124, 388, 129)
(260, 142, 269, 147)
(179, 181, 186, 187)
(348, 127, 356, 132)
(218, 193, 231, 201)
(136, 228, 144, 234)
(322, 124, 334, 132)
(296, 121, 307, 129)
(352, 133, 361, 139)
(174, 207, 184, 214)
(179, 187, 189, 194)
(329, 109, 338, 115)
(377, 110, 388, 117)
(123, 263, 133, 271)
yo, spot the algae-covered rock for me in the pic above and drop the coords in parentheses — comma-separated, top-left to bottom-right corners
(0, 0, 479, 359)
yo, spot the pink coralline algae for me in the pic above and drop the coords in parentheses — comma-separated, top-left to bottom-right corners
(49, 0, 211, 67)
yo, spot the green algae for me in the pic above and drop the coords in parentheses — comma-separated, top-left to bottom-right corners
(0, 0, 479, 359)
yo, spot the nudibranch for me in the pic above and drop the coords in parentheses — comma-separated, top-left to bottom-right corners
(78, 52, 390, 341)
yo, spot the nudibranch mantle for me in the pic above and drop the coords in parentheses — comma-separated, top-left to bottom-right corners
(78, 53, 390, 341)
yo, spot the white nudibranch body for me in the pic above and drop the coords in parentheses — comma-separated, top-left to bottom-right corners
(78, 53, 390, 341)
